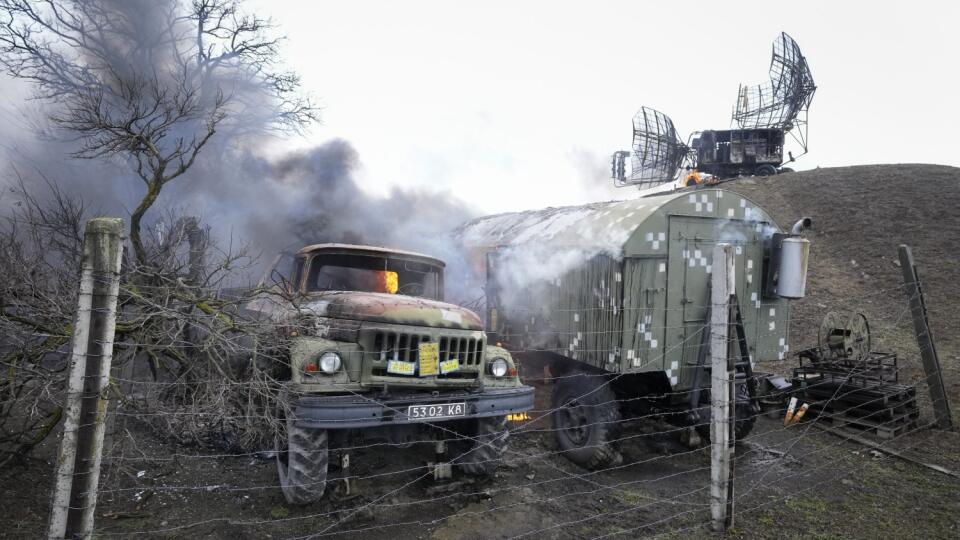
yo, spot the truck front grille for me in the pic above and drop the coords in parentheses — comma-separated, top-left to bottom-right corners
(438, 335, 484, 366)
(370, 331, 484, 366)
(373, 331, 427, 362)
(366, 330, 484, 380)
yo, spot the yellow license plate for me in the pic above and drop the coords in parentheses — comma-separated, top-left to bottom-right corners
(387, 360, 416, 375)
(439, 358, 459, 374)
(418, 342, 439, 376)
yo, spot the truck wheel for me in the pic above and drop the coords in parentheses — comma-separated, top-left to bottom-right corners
(276, 407, 329, 505)
(694, 382, 757, 443)
(755, 164, 778, 177)
(456, 415, 509, 476)
(552, 373, 622, 469)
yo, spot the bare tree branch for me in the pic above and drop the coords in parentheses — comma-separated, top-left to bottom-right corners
(0, 0, 310, 464)
(0, 0, 318, 265)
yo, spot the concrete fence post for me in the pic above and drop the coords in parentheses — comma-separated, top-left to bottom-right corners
(47, 218, 124, 540)
(710, 243, 735, 532)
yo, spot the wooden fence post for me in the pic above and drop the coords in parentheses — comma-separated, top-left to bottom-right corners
(710, 243, 735, 531)
(47, 218, 124, 540)
(898, 245, 953, 430)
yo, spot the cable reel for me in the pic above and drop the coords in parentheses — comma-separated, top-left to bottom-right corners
(818, 311, 871, 362)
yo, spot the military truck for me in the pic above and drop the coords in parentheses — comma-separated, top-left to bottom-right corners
(458, 189, 810, 469)
(251, 244, 534, 503)
(689, 128, 786, 179)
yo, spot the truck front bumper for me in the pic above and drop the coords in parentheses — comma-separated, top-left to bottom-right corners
(293, 385, 535, 429)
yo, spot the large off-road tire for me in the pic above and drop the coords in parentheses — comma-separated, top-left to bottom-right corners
(694, 381, 758, 443)
(456, 415, 509, 476)
(551, 373, 622, 470)
(276, 406, 329, 505)
(754, 164, 778, 177)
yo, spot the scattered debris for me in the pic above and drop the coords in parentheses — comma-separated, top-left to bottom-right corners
(101, 511, 152, 520)
(792, 312, 919, 439)
(784, 397, 799, 426)
(425, 479, 476, 496)
(817, 425, 960, 479)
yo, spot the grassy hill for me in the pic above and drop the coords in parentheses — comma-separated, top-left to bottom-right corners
(726, 164, 960, 419)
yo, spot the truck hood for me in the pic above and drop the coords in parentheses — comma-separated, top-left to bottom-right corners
(299, 291, 483, 330)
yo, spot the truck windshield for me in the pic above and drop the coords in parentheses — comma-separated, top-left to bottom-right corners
(305, 253, 442, 300)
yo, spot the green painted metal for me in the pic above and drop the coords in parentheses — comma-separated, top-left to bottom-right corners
(247, 244, 525, 395)
(459, 188, 794, 393)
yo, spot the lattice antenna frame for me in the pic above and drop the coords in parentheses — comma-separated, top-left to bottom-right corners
(733, 33, 816, 155)
(612, 107, 690, 189)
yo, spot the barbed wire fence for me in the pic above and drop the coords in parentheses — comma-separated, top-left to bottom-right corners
(1, 214, 957, 538)
(11, 312, 956, 535)
(83, 298, 946, 538)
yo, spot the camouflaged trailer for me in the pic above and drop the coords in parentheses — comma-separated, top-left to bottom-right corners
(458, 187, 810, 468)
(250, 244, 534, 504)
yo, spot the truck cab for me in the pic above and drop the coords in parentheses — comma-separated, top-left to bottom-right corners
(257, 244, 534, 504)
(287, 244, 496, 390)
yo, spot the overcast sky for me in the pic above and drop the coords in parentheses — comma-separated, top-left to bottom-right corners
(253, 0, 959, 214)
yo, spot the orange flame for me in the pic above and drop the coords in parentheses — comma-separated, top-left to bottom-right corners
(379, 271, 399, 294)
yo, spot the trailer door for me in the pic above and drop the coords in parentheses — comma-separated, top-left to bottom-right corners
(665, 216, 766, 389)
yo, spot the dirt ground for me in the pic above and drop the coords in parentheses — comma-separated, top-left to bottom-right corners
(3, 164, 960, 539)
(4, 399, 958, 539)
(726, 164, 960, 423)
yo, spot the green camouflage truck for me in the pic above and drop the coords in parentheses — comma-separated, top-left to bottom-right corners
(458, 187, 810, 469)
(251, 244, 534, 503)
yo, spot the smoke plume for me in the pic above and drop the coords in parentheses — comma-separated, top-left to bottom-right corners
(177, 140, 483, 300)
(0, 0, 482, 304)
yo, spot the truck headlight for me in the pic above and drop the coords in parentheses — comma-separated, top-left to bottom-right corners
(489, 358, 508, 378)
(318, 351, 342, 374)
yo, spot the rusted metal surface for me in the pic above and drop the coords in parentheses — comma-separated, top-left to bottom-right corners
(298, 291, 482, 330)
(296, 243, 446, 267)
(246, 244, 526, 394)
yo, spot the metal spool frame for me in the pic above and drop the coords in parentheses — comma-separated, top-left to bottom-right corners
(818, 311, 871, 362)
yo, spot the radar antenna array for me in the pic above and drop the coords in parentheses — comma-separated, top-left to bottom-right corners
(611, 32, 816, 189)
(611, 107, 690, 189)
(733, 32, 816, 154)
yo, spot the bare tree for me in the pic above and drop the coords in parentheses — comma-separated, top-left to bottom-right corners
(0, 0, 318, 265)
(0, 174, 291, 463)
(0, 0, 315, 464)
(0, 173, 83, 465)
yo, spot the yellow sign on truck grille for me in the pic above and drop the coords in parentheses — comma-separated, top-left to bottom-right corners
(439, 358, 460, 374)
(418, 342, 439, 376)
(387, 360, 415, 376)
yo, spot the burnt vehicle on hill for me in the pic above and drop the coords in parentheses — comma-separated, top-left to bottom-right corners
(249, 244, 534, 504)
(612, 33, 816, 186)
(688, 128, 785, 179)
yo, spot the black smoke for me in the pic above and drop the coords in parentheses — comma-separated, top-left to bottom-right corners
(166, 138, 482, 301)
(0, 0, 483, 304)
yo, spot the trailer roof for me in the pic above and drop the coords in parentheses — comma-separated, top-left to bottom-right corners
(457, 188, 777, 256)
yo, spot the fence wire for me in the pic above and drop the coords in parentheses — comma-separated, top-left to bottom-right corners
(2, 271, 957, 540)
